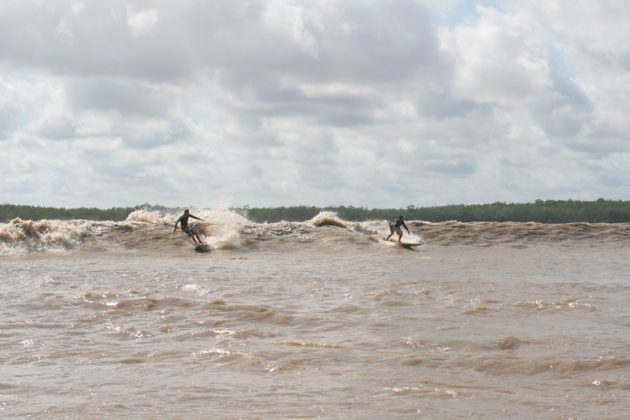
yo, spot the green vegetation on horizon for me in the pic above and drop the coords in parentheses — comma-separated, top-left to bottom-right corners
(0, 204, 138, 223)
(243, 199, 630, 223)
(3, 199, 630, 224)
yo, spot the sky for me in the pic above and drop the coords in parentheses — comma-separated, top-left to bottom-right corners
(2, 0, 630, 209)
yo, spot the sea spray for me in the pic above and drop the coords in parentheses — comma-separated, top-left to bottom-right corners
(190, 207, 249, 250)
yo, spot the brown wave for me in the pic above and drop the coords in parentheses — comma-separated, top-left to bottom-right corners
(466, 355, 630, 376)
(408, 221, 630, 246)
(3, 216, 630, 256)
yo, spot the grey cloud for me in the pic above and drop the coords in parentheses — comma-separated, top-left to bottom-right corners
(563, 135, 630, 156)
(1, 1, 440, 83)
(530, 67, 629, 157)
(3, 1, 630, 208)
(415, 84, 481, 119)
(251, 91, 380, 127)
(531, 69, 593, 139)
(199, 1, 441, 83)
(296, 141, 342, 190)
(428, 158, 476, 176)
(34, 112, 189, 150)
(224, 131, 283, 149)
(216, 71, 382, 127)
(551, 71, 590, 109)
(65, 77, 169, 117)
(2, 0, 447, 128)
(35, 118, 78, 141)
(122, 121, 190, 149)
(0, 1, 192, 80)
(0, 103, 21, 141)
(307, 1, 441, 82)
(209, 0, 446, 126)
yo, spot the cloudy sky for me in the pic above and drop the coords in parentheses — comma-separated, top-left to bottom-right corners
(2, 0, 630, 209)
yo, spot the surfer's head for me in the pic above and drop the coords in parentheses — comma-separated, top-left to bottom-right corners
(184, 209, 189, 215)
(398, 215, 404, 220)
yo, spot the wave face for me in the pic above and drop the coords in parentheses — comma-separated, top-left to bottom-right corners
(2, 210, 630, 255)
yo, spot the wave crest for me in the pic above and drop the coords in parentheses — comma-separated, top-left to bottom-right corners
(125, 209, 171, 224)
(0, 218, 92, 254)
(309, 211, 347, 228)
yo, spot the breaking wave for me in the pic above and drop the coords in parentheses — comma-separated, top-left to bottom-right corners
(0, 218, 94, 254)
(2, 210, 630, 256)
(309, 211, 347, 228)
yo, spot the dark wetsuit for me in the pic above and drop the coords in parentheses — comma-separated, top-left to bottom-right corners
(389, 218, 408, 235)
(392, 218, 405, 228)
(175, 214, 201, 237)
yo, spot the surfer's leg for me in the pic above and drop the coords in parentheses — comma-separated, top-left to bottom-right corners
(190, 227, 202, 244)
(386, 225, 395, 240)
(184, 227, 198, 244)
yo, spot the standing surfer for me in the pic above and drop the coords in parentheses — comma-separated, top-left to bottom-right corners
(173, 209, 204, 245)
(386, 215, 410, 242)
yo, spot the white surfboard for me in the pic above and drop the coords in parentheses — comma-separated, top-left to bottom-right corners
(381, 238, 422, 249)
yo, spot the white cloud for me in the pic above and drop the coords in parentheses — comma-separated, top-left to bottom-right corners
(1, 0, 630, 208)
(127, 8, 159, 37)
(440, 6, 552, 105)
(262, 1, 322, 58)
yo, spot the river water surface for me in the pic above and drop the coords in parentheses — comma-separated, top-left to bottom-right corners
(1, 211, 629, 418)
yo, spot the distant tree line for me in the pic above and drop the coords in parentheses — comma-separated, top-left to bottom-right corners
(0, 204, 137, 222)
(243, 199, 630, 223)
(3, 199, 630, 224)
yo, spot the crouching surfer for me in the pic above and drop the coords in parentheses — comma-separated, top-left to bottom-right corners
(386, 215, 410, 242)
(173, 209, 204, 245)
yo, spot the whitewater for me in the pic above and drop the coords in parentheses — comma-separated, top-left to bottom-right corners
(1, 209, 629, 418)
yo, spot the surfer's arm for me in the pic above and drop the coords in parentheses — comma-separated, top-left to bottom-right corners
(173, 219, 180, 232)
(403, 221, 410, 233)
(190, 214, 203, 221)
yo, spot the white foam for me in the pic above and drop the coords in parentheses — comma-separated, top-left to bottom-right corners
(125, 209, 172, 224)
(182, 284, 211, 295)
(187, 208, 248, 250)
(208, 230, 242, 250)
(0, 218, 92, 254)
(309, 211, 347, 228)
